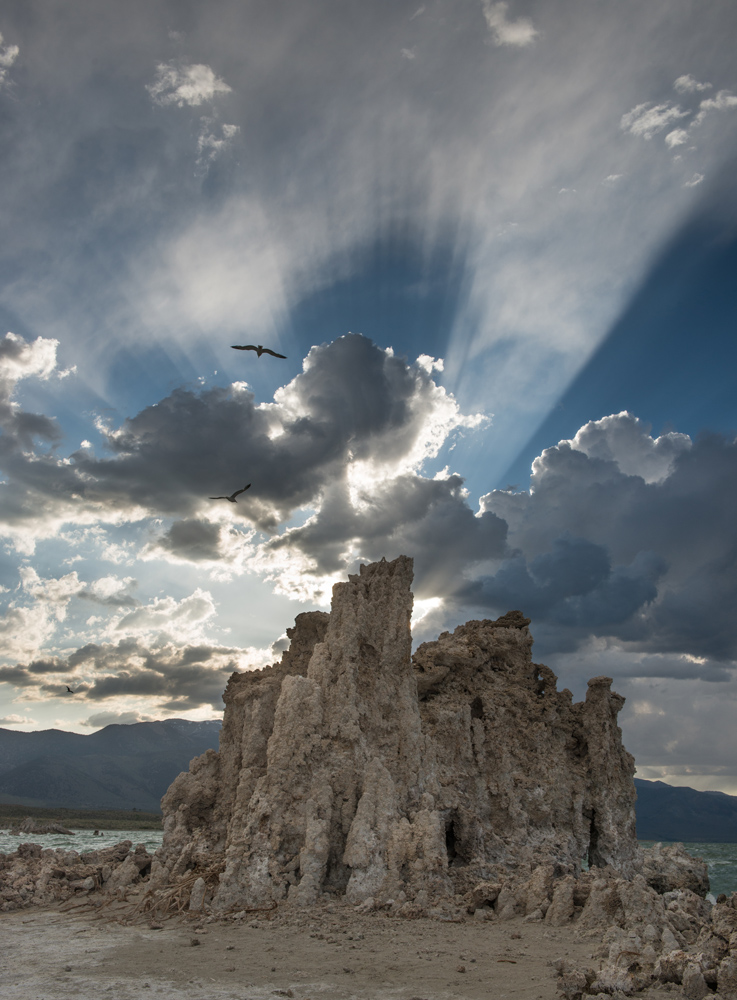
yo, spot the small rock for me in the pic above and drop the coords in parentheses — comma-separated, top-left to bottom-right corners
(189, 877, 207, 912)
(683, 963, 709, 1000)
(189, 937, 200, 946)
(456, 964, 466, 973)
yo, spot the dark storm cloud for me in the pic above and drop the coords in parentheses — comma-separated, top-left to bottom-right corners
(0, 665, 42, 686)
(12, 637, 244, 711)
(2, 333, 475, 535)
(480, 414, 737, 662)
(156, 519, 224, 561)
(267, 473, 508, 596)
(461, 539, 665, 633)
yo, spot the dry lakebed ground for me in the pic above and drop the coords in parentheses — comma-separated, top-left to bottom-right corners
(0, 898, 681, 1000)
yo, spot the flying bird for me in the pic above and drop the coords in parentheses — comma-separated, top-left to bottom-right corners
(66, 686, 76, 694)
(209, 484, 251, 503)
(231, 344, 287, 359)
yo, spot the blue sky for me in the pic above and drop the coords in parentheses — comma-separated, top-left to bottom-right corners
(1, 0, 736, 794)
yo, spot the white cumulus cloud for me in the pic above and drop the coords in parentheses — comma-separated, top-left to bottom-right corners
(665, 128, 690, 149)
(694, 89, 737, 126)
(0, 714, 35, 726)
(673, 74, 712, 94)
(620, 102, 690, 140)
(147, 62, 232, 107)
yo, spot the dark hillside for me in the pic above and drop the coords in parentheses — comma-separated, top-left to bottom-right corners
(635, 778, 737, 842)
(0, 719, 221, 812)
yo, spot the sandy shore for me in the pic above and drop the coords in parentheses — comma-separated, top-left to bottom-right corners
(0, 899, 680, 1000)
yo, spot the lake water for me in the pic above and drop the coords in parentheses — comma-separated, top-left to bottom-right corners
(0, 827, 164, 856)
(1, 829, 734, 898)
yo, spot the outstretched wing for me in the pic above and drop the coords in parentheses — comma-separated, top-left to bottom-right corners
(209, 496, 229, 500)
(231, 345, 258, 351)
(231, 484, 252, 499)
(262, 348, 287, 358)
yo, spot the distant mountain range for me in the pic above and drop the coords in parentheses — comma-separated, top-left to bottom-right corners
(1, 721, 736, 839)
(634, 777, 737, 843)
(0, 719, 221, 813)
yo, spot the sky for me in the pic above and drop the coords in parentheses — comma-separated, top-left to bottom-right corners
(1, 0, 736, 794)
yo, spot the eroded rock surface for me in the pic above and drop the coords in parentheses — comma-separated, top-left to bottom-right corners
(554, 880, 737, 1000)
(0, 840, 151, 911)
(10, 817, 74, 835)
(156, 555, 642, 911)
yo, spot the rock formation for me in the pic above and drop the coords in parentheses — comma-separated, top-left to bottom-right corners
(10, 817, 74, 836)
(7, 554, 736, 1000)
(156, 555, 642, 912)
(0, 840, 152, 911)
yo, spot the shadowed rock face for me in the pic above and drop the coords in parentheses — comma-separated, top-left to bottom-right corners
(157, 555, 639, 910)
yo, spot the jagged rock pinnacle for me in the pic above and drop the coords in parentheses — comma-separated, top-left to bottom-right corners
(156, 556, 640, 911)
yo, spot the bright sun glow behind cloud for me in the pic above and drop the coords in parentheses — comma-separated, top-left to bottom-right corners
(0, 0, 736, 793)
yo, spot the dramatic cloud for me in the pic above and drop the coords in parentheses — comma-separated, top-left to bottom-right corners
(257, 472, 508, 602)
(147, 62, 232, 107)
(0, 334, 482, 545)
(9, 636, 264, 712)
(155, 519, 226, 563)
(480, 1, 538, 47)
(109, 589, 216, 643)
(479, 413, 737, 662)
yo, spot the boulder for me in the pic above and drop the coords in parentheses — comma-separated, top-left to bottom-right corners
(640, 842, 710, 897)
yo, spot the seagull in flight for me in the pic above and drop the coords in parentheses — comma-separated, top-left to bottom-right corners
(231, 344, 287, 359)
(66, 686, 76, 694)
(209, 484, 251, 503)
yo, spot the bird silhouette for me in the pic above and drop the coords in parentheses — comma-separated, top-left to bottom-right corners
(209, 484, 251, 503)
(66, 686, 76, 694)
(231, 344, 286, 359)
